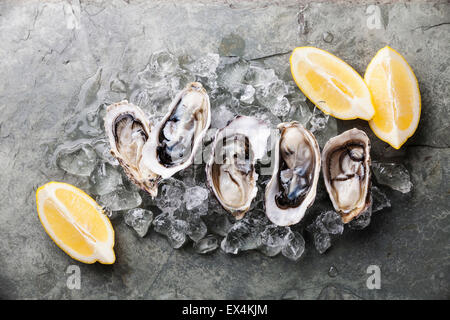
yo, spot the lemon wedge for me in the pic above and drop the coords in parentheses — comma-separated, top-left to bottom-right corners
(36, 182, 115, 264)
(364, 46, 421, 149)
(290, 47, 375, 120)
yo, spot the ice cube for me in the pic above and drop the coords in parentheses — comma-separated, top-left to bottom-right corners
(133, 60, 179, 117)
(216, 57, 249, 93)
(319, 211, 344, 235)
(185, 53, 220, 78)
(174, 164, 205, 188)
(257, 79, 289, 115)
(185, 216, 208, 242)
(221, 221, 260, 254)
(153, 212, 188, 249)
(307, 218, 332, 254)
(274, 97, 291, 117)
(287, 100, 312, 127)
(244, 66, 277, 88)
(312, 231, 332, 254)
(286, 80, 306, 100)
(155, 178, 185, 214)
(96, 187, 142, 211)
(308, 106, 329, 133)
(203, 211, 233, 236)
(110, 77, 127, 93)
(221, 211, 268, 254)
(145, 84, 174, 117)
(372, 162, 412, 194)
(242, 105, 281, 127)
(259, 225, 292, 257)
(184, 186, 209, 211)
(64, 104, 106, 139)
(348, 207, 372, 230)
(281, 231, 306, 261)
(213, 90, 240, 111)
(92, 139, 119, 166)
(193, 235, 219, 254)
(372, 186, 391, 213)
(260, 225, 293, 248)
(90, 162, 123, 195)
(129, 87, 150, 108)
(210, 104, 236, 129)
(240, 85, 255, 104)
(56, 143, 98, 176)
(124, 208, 154, 237)
(85, 103, 107, 132)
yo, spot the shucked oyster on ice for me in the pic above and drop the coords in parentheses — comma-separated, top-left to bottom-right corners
(206, 116, 270, 220)
(105, 82, 210, 197)
(322, 128, 372, 223)
(265, 122, 321, 226)
(141, 82, 211, 179)
(104, 101, 160, 197)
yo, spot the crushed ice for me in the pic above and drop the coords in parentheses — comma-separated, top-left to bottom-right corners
(372, 162, 413, 194)
(48, 51, 409, 260)
(124, 208, 154, 238)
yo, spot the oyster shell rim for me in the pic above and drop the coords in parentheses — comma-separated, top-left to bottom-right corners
(140, 82, 211, 180)
(104, 100, 160, 198)
(264, 121, 321, 227)
(206, 115, 271, 220)
(321, 128, 372, 223)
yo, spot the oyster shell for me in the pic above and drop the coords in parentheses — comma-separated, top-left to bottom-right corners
(206, 116, 270, 219)
(104, 101, 159, 197)
(141, 82, 211, 179)
(322, 128, 372, 223)
(265, 122, 321, 226)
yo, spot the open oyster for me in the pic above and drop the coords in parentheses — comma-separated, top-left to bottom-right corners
(104, 101, 160, 197)
(141, 82, 211, 179)
(206, 116, 270, 219)
(105, 83, 210, 198)
(265, 122, 321, 226)
(322, 128, 372, 223)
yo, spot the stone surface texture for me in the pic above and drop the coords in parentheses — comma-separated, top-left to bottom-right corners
(0, 0, 448, 299)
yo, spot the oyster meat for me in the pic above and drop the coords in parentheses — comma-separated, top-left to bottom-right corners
(206, 116, 270, 219)
(265, 122, 321, 226)
(322, 128, 372, 223)
(141, 82, 211, 179)
(105, 82, 210, 198)
(104, 101, 159, 197)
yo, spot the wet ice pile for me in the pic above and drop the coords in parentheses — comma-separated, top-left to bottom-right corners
(307, 211, 344, 254)
(306, 186, 393, 254)
(220, 211, 305, 261)
(50, 51, 412, 260)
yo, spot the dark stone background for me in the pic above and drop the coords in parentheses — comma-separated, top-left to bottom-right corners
(0, 0, 448, 299)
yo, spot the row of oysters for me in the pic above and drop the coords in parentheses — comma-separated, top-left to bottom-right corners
(104, 82, 372, 227)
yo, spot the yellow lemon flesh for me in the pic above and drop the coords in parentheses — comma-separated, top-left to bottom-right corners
(364, 46, 421, 149)
(36, 182, 115, 264)
(290, 47, 375, 120)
